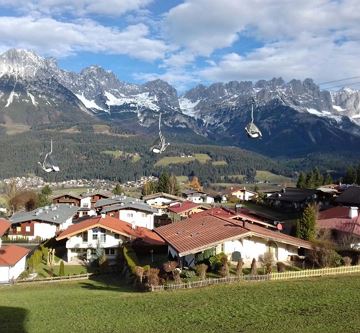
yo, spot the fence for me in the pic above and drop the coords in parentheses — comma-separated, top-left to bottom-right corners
(14, 273, 95, 285)
(150, 265, 360, 291)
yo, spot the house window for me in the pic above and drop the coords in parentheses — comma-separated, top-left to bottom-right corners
(92, 228, 99, 240)
(109, 248, 115, 255)
(110, 213, 115, 217)
(83, 232, 88, 242)
(105, 248, 110, 255)
(100, 233, 106, 243)
(127, 213, 134, 218)
(25, 226, 31, 232)
(142, 213, 146, 218)
(17, 226, 21, 232)
(114, 234, 120, 239)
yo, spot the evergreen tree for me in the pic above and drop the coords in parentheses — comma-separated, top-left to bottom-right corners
(168, 174, 180, 195)
(304, 171, 315, 189)
(343, 167, 357, 184)
(41, 185, 52, 196)
(323, 173, 333, 185)
(112, 184, 123, 195)
(157, 172, 170, 193)
(142, 181, 158, 196)
(296, 204, 317, 241)
(36, 193, 51, 208)
(313, 168, 323, 188)
(296, 172, 306, 188)
(58, 260, 65, 276)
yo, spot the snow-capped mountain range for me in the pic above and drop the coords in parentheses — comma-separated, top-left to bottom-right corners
(1, 48, 360, 156)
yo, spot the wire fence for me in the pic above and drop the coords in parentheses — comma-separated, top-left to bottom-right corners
(150, 265, 360, 291)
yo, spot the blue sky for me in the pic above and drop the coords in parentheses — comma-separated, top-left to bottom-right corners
(0, 0, 359, 91)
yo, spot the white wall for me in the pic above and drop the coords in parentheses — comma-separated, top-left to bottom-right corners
(65, 228, 127, 262)
(0, 256, 27, 283)
(146, 197, 173, 206)
(119, 209, 154, 229)
(33, 222, 57, 240)
(80, 197, 92, 208)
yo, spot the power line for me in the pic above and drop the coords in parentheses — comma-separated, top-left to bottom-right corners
(319, 76, 360, 85)
(321, 81, 360, 90)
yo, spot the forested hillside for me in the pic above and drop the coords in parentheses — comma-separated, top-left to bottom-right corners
(0, 122, 358, 183)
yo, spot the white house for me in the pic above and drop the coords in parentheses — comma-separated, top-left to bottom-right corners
(229, 187, 258, 201)
(9, 204, 79, 240)
(101, 200, 157, 230)
(0, 244, 29, 283)
(0, 245, 29, 283)
(52, 194, 96, 217)
(182, 190, 215, 204)
(155, 212, 312, 267)
(143, 192, 185, 214)
(56, 215, 164, 263)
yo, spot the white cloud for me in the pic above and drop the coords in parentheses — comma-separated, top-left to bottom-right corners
(199, 34, 360, 83)
(0, 0, 152, 17)
(0, 16, 168, 60)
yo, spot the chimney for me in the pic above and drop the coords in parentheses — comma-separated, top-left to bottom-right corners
(131, 223, 136, 230)
(101, 212, 106, 218)
(349, 207, 358, 219)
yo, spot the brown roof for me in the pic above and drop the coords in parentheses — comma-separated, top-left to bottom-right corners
(0, 245, 29, 266)
(155, 215, 251, 256)
(0, 219, 10, 237)
(155, 214, 312, 256)
(317, 207, 360, 237)
(56, 215, 164, 245)
(167, 201, 206, 214)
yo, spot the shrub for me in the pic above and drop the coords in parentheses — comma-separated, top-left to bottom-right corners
(123, 246, 139, 274)
(259, 252, 275, 274)
(308, 241, 343, 268)
(219, 256, 229, 277)
(180, 269, 196, 279)
(146, 268, 160, 287)
(58, 260, 65, 276)
(342, 256, 352, 266)
(208, 252, 227, 272)
(276, 262, 286, 273)
(250, 258, 257, 275)
(173, 269, 182, 284)
(134, 266, 145, 283)
(162, 261, 178, 273)
(236, 259, 244, 277)
(196, 263, 208, 280)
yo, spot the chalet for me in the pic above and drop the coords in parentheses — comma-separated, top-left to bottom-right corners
(143, 192, 185, 212)
(167, 201, 209, 221)
(56, 215, 164, 263)
(335, 186, 360, 207)
(100, 201, 157, 230)
(228, 187, 257, 201)
(155, 212, 312, 267)
(317, 206, 360, 248)
(266, 187, 318, 211)
(81, 191, 112, 208)
(182, 189, 215, 204)
(9, 204, 79, 241)
(0, 220, 29, 283)
(52, 194, 96, 218)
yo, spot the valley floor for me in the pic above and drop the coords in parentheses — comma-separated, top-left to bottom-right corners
(1, 274, 360, 333)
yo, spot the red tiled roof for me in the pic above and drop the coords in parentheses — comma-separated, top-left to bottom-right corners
(155, 214, 312, 256)
(56, 215, 137, 240)
(56, 215, 164, 245)
(189, 207, 236, 219)
(167, 201, 204, 214)
(0, 219, 10, 237)
(317, 206, 360, 237)
(0, 245, 29, 266)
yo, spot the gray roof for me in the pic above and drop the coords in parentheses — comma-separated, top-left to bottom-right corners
(94, 195, 141, 208)
(101, 201, 157, 214)
(10, 204, 79, 225)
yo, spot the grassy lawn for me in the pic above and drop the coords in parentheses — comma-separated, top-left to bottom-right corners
(212, 160, 228, 166)
(255, 170, 294, 184)
(155, 153, 211, 167)
(1, 274, 360, 333)
(34, 263, 92, 278)
(101, 150, 141, 162)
